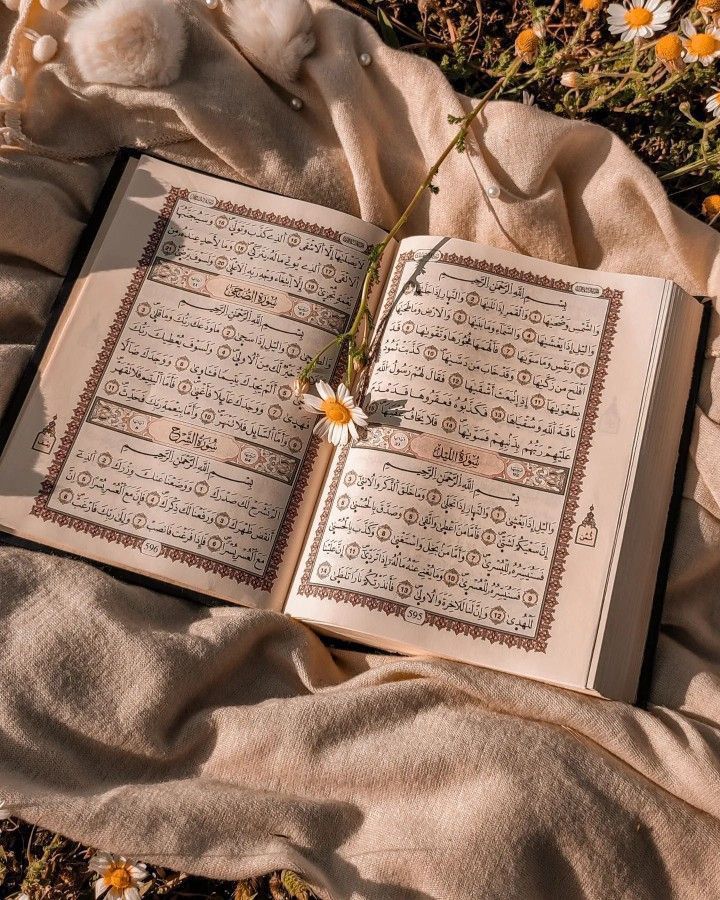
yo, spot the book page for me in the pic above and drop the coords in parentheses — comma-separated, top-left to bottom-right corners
(0, 154, 391, 609)
(287, 236, 674, 689)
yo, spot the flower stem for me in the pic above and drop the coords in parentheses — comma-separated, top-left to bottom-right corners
(303, 56, 522, 390)
(660, 149, 720, 181)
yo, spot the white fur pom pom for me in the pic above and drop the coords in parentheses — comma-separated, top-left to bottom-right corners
(40, 0, 69, 10)
(33, 35, 59, 63)
(0, 72, 25, 103)
(3, 0, 21, 12)
(66, 0, 187, 88)
(226, 0, 316, 83)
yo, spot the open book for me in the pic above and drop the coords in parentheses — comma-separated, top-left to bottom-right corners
(0, 151, 706, 703)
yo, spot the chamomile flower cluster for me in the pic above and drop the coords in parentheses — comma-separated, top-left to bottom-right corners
(603, 0, 720, 71)
(548, 0, 720, 219)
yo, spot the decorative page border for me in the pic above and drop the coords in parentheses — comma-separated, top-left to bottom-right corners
(298, 251, 622, 652)
(30, 187, 348, 593)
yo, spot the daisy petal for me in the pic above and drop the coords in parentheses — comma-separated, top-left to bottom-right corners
(336, 383, 348, 401)
(127, 865, 148, 881)
(313, 418, 329, 437)
(316, 381, 333, 400)
(125, 889, 141, 900)
(89, 853, 114, 874)
(607, 3, 626, 15)
(303, 394, 324, 412)
(348, 420, 358, 441)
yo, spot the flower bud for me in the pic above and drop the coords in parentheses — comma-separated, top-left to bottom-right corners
(514, 28, 540, 64)
(702, 194, 720, 219)
(655, 33, 685, 71)
(560, 71, 581, 89)
(292, 377, 309, 397)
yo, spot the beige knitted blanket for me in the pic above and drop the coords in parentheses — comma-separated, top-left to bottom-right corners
(2, 1, 720, 897)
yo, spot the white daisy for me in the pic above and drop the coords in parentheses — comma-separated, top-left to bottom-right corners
(88, 852, 148, 900)
(302, 381, 368, 447)
(706, 85, 720, 116)
(606, 0, 672, 41)
(681, 17, 720, 63)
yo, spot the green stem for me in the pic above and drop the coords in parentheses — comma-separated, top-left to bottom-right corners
(339, 56, 523, 387)
(660, 150, 720, 181)
(299, 334, 344, 381)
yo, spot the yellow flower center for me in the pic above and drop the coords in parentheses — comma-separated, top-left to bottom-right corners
(624, 6, 653, 27)
(515, 28, 539, 55)
(702, 194, 720, 217)
(655, 33, 682, 60)
(321, 398, 352, 425)
(105, 865, 132, 890)
(581, 0, 602, 10)
(687, 32, 719, 55)
(698, 0, 720, 12)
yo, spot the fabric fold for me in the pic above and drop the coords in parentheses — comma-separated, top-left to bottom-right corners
(2, 1, 720, 896)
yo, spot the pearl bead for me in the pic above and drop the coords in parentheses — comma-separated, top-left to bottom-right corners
(0, 73, 25, 103)
(290, 96, 303, 111)
(486, 184, 501, 199)
(40, 0, 69, 10)
(359, 52, 372, 67)
(33, 35, 59, 64)
(204, 0, 219, 8)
